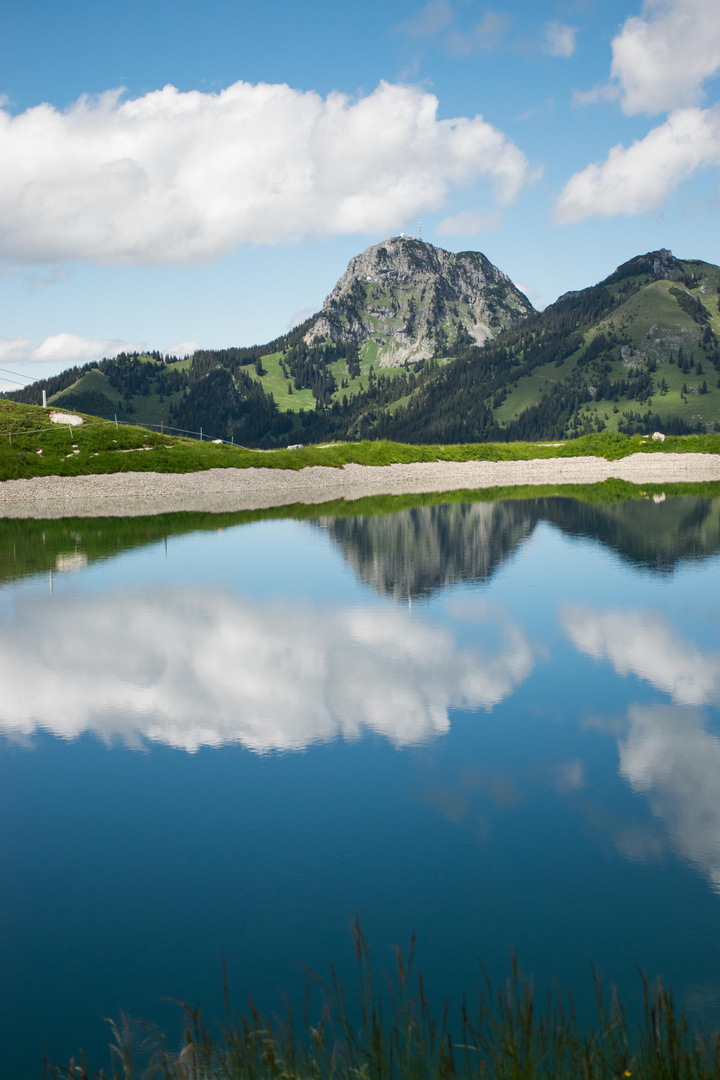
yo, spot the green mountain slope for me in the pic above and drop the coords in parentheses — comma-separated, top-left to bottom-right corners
(378, 249, 720, 442)
(48, 368, 125, 418)
(4, 238, 535, 445)
(5, 246, 720, 447)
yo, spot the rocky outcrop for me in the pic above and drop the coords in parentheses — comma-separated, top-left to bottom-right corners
(605, 248, 685, 286)
(305, 236, 533, 367)
(652, 248, 678, 279)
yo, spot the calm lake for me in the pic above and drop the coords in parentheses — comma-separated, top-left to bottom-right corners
(2, 489, 720, 1076)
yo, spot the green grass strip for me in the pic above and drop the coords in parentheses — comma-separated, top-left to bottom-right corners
(0, 400, 718, 481)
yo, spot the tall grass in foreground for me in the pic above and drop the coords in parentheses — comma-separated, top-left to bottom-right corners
(51, 920, 720, 1080)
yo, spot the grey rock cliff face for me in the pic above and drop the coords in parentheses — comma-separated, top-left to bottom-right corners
(652, 249, 678, 279)
(305, 236, 534, 367)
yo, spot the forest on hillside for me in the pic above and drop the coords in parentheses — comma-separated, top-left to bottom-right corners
(4, 253, 720, 445)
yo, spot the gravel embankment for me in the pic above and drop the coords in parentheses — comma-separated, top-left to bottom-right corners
(0, 453, 719, 519)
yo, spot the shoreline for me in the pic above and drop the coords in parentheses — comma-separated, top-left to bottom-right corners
(0, 452, 719, 519)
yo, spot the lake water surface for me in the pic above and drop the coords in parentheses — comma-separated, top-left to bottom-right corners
(2, 491, 720, 1076)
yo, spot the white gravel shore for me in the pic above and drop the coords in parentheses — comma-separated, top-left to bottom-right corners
(0, 452, 718, 519)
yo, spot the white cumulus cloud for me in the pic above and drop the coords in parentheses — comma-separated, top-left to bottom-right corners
(561, 606, 720, 706)
(555, 105, 720, 223)
(561, 0, 720, 221)
(33, 332, 122, 363)
(610, 0, 720, 116)
(0, 587, 534, 754)
(0, 336, 34, 365)
(0, 333, 139, 365)
(0, 80, 533, 268)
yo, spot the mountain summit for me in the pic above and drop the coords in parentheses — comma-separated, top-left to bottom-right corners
(7, 244, 720, 447)
(306, 236, 533, 366)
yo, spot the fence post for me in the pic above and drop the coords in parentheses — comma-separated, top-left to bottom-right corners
(115, 415, 118, 430)
(200, 427, 203, 442)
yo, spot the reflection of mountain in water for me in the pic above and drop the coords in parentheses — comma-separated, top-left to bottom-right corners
(318, 502, 535, 600)
(318, 496, 720, 599)
(1, 492, 719, 597)
(539, 496, 720, 574)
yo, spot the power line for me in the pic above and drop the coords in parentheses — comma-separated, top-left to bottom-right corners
(0, 365, 33, 381)
(0, 416, 248, 446)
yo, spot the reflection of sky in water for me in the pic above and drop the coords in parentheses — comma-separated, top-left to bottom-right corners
(2, 501, 720, 1076)
(0, 588, 533, 751)
(563, 607, 720, 707)
(619, 705, 720, 890)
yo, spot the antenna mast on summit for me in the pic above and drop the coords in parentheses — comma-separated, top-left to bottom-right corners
(418, 216, 422, 241)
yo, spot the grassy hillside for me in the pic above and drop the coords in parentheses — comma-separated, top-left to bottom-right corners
(5, 249, 720, 447)
(47, 362, 190, 429)
(492, 270, 720, 434)
(371, 252, 720, 444)
(0, 398, 718, 483)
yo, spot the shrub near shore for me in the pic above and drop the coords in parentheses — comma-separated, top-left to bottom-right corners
(0, 400, 719, 482)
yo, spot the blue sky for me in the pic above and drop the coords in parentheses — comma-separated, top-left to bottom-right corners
(0, 0, 719, 388)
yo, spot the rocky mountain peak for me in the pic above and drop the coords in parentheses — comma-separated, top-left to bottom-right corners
(605, 248, 684, 287)
(652, 248, 676, 278)
(305, 236, 534, 367)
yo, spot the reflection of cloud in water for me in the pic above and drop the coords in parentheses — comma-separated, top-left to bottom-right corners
(619, 705, 720, 891)
(563, 607, 720, 887)
(614, 823, 666, 863)
(561, 607, 720, 706)
(555, 759, 585, 793)
(0, 588, 533, 753)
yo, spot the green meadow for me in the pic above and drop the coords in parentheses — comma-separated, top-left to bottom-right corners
(0, 399, 719, 483)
